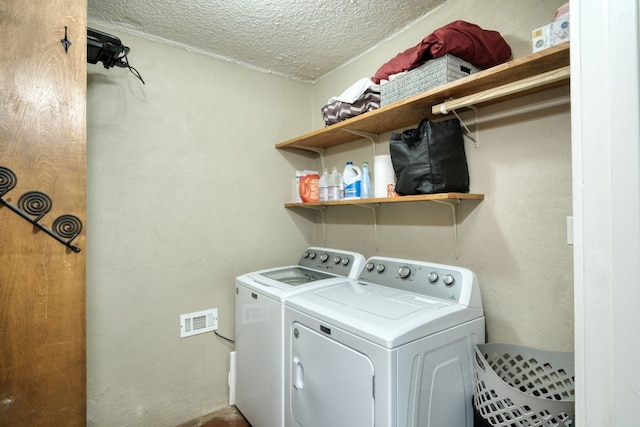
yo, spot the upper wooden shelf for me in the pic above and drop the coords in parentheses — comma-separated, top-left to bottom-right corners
(276, 43, 570, 150)
(284, 192, 484, 208)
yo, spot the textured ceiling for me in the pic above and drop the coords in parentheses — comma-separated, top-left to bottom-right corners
(87, 0, 448, 82)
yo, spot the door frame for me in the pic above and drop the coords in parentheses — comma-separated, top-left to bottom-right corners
(571, 0, 640, 424)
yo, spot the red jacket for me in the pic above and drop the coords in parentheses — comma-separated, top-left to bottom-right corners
(372, 20, 512, 83)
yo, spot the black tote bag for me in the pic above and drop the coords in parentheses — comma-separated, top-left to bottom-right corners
(389, 118, 469, 195)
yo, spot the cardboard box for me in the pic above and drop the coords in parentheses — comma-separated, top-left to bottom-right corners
(532, 17, 570, 52)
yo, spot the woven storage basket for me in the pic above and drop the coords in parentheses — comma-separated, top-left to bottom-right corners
(380, 54, 482, 106)
(473, 343, 575, 427)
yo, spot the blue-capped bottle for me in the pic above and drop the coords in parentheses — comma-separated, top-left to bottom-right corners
(342, 162, 362, 199)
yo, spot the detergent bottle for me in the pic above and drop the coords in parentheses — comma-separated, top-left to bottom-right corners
(299, 172, 319, 203)
(342, 162, 362, 200)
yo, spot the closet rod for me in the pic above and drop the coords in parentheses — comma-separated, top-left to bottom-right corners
(432, 65, 570, 115)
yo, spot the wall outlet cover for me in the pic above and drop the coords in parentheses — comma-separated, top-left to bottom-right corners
(180, 308, 218, 338)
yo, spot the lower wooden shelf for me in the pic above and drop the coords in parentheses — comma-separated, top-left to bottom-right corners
(285, 192, 484, 258)
(284, 192, 484, 208)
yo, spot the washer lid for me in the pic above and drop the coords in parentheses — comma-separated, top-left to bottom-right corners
(257, 266, 335, 286)
(317, 283, 448, 319)
(286, 280, 484, 348)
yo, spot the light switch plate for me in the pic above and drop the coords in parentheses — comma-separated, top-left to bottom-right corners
(567, 216, 574, 245)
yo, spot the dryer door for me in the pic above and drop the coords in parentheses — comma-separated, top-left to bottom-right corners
(290, 322, 374, 427)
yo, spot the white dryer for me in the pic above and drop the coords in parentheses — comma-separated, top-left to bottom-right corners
(284, 256, 485, 427)
(234, 247, 365, 427)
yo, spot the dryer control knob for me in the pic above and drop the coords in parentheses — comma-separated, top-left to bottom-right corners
(398, 265, 411, 279)
(428, 272, 439, 283)
(320, 253, 329, 262)
(443, 274, 455, 286)
(365, 262, 375, 271)
(303, 251, 310, 258)
(332, 256, 341, 264)
(376, 264, 385, 273)
(308, 252, 316, 259)
(341, 258, 350, 266)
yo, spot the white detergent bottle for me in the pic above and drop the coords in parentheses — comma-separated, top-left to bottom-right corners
(328, 167, 341, 200)
(319, 168, 329, 202)
(361, 161, 371, 198)
(343, 161, 362, 199)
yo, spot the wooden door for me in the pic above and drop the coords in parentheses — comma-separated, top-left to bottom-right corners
(0, 0, 87, 425)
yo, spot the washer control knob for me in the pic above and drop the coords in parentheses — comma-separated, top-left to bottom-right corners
(428, 272, 439, 283)
(398, 265, 411, 279)
(308, 252, 316, 259)
(332, 256, 341, 264)
(303, 251, 310, 258)
(443, 274, 455, 286)
(365, 262, 375, 271)
(320, 253, 329, 262)
(340, 257, 350, 266)
(376, 264, 385, 273)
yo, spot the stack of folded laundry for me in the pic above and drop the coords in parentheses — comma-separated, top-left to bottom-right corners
(321, 20, 512, 126)
(321, 78, 381, 126)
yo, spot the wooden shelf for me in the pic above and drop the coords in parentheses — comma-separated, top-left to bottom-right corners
(275, 43, 570, 150)
(276, 45, 571, 256)
(285, 193, 484, 208)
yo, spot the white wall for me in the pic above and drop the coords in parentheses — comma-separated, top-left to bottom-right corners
(311, 0, 573, 349)
(86, 29, 315, 425)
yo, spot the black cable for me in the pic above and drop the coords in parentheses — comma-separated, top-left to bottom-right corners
(116, 53, 145, 85)
(127, 64, 145, 85)
(214, 330, 235, 343)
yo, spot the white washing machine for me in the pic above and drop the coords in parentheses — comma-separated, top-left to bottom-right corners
(234, 247, 365, 427)
(284, 256, 485, 427)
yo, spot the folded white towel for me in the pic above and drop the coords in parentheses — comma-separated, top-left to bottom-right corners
(379, 71, 408, 85)
(327, 78, 380, 104)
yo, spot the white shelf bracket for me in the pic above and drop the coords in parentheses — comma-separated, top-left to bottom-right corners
(342, 129, 379, 157)
(430, 199, 462, 259)
(352, 203, 380, 251)
(436, 99, 479, 148)
(292, 205, 327, 246)
(291, 145, 327, 170)
(453, 105, 480, 148)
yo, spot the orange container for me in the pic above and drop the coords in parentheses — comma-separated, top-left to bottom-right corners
(299, 174, 320, 202)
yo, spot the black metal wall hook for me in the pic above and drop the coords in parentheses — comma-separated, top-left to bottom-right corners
(61, 26, 72, 53)
(0, 165, 82, 253)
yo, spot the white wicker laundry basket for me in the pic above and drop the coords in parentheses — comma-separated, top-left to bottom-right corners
(473, 343, 575, 427)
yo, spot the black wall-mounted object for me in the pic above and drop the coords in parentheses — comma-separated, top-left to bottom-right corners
(0, 166, 83, 253)
(87, 27, 145, 84)
(87, 27, 128, 68)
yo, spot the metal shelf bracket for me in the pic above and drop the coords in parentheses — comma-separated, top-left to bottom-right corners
(430, 199, 462, 259)
(342, 129, 379, 157)
(291, 145, 327, 171)
(292, 204, 328, 246)
(352, 203, 380, 251)
(286, 196, 474, 258)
